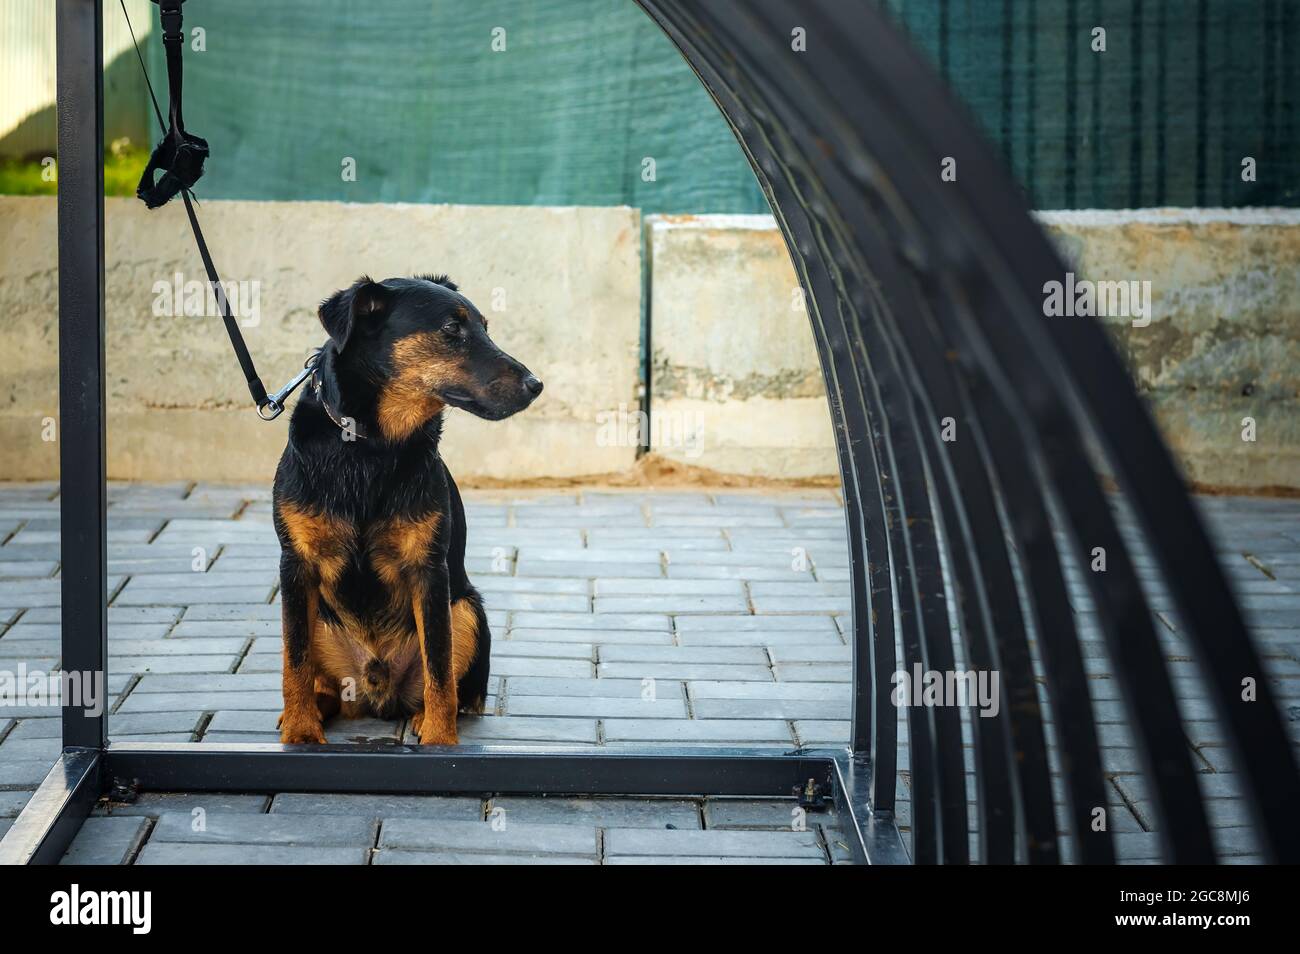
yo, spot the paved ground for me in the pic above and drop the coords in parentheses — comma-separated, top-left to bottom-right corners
(0, 482, 1296, 864)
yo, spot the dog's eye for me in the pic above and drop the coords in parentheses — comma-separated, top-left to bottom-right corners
(444, 320, 466, 340)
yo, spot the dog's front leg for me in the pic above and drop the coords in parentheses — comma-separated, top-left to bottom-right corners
(413, 573, 458, 745)
(278, 551, 327, 744)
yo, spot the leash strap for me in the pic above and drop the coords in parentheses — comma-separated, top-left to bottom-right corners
(125, 0, 309, 419)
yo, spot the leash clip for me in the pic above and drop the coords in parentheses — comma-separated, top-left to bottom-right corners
(257, 352, 321, 422)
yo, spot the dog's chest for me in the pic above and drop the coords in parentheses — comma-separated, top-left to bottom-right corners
(279, 504, 441, 619)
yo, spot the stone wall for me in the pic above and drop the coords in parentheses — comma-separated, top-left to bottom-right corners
(0, 197, 642, 482)
(0, 198, 1294, 490)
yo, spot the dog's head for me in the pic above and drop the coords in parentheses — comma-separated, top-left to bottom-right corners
(318, 274, 542, 439)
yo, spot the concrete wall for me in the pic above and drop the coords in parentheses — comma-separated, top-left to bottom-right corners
(1039, 210, 1300, 491)
(646, 215, 836, 479)
(0, 197, 642, 482)
(0, 198, 1295, 490)
(647, 210, 1300, 492)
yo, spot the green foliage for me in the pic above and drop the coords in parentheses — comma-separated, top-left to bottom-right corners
(0, 141, 148, 197)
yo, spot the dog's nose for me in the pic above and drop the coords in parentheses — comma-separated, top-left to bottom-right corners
(523, 375, 544, 397)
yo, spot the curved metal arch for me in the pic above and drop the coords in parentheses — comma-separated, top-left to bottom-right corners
(635, 0, 1300, 863)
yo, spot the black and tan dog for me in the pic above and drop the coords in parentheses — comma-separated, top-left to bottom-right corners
(273, 274, 541, 745)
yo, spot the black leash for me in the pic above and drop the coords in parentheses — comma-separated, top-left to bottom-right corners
(123, 0, 312, 420)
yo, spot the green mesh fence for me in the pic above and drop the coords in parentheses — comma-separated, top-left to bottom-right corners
(120, 0, 1297, 211)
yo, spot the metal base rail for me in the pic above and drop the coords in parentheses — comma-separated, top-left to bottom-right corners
(0, 744, 903, 866)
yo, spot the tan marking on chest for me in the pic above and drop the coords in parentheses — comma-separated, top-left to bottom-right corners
(279, 504, 354, 586)
(377, 332, 451, 441)
(370, 513, 442, 586)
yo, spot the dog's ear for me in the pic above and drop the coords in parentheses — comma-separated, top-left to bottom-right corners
(417, 273, 458, 292)
(318, 276, 390, 350)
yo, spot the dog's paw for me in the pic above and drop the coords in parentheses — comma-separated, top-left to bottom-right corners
(418, 727, 458, 746)
(279, 718, 327, 745)
(411, 712, 457, 745)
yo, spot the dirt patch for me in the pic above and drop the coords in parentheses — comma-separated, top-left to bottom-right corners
(457, 452, 842, 491)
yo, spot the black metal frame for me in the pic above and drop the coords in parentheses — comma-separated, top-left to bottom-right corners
(2, 0, 1298, 866)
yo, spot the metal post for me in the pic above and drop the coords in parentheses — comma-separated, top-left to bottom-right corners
(56, 0, 109, 752)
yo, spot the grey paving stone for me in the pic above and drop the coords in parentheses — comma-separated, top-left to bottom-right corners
(182, 603, 281, 621)
(759, 642, 852, 665)
(493, 641, 593, 660)
(595, 595, 750, 615)
(0, 561, 59, 579)
(506, 696, 687, 719)
(505, 677, 683, 700)
(457, 716, 599, 744)
(490, 657, 593, 678)
(794, 720, 850, 746)
(379, 818, 597, 857)
(111, 654, 240, 674)
(690, 680, 847, 701)
(489, 796, 701, 829)
(135, 843, 368, 865)
(512, 612, 670, 631)
(151, 811, 376, 846)
(598, 645, 769, 664)
(603, 719, 793, 743)
(0, 636, 59, 655)
(674, 614, 840, 633)
(704, 799, 835, 830)
(235, 653, 280, 673)
(118, 690, 281, 713)
(476, 577, 589, 595)
(514, 547, 656, 565)
(0, 760, 53, 789)
(0, 736, 61, 760)
(2, 717, 60, 740)
(94, 793, 270, 817)
(751, 596, 849, 614)
(270, 793, 483, 820)
(664, 548, 811, 567)
(586, 529, 726, 549)
(171, 619, 280, 637)
(666, 564, 811, 581)
(691, 699, 847, 720)
(199, 732, 284, 744)
(60, 816, 149, 865)
(595, 578, 744, 596)
(519, 560, 661, 579)
(601, 662, 773, 682)
(774, 663, 851, 682)
(133, 673, 280, 693)
(606, 855, 823, 865)
(508, 627, 673, 644)
(110, 711, 207, 737)
(115, 585, 273, 606)
(374, 850, 594, 865)
(109, 637, 247, 655)
(481, 593, 590, 613)
(604, 827, 823, 859)
(750, 581, 851, 597)
(0, 790, 34, 817)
